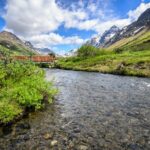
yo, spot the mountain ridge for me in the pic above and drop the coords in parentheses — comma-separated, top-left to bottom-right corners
(87, 8, 150, 48)
(0, 31, 55, 56)
(0, 31, 37, 55)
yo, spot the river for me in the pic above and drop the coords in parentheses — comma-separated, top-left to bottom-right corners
(0, 69, 150, 150)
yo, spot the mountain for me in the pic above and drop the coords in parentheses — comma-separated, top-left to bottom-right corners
(87, 8, 150, 48)
(0, 31, 37, 55)
(38, 48, 55, 56)
(24, 41, 56, 55)
(24, 41, 35, 49)
(105, 8, 150, 47)
(107, 8, 150, 50)
(64, 49, 77, 57)
(87, 25, 120, 47)
(99, 25, 120, 47)
(86, 36, 100, 47)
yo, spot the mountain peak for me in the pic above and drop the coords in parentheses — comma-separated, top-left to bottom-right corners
(86, 25, 120, 47)
(110, 25, 119, 30)
(0, 31, 22, 42)
(98, 25, 120, 47)
(137, 8, 150, 26)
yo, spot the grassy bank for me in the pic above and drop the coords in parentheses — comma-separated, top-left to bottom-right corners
(56, 48, 150, 77)
(0, 54, 57, 124)
(56, 30, 150, 77)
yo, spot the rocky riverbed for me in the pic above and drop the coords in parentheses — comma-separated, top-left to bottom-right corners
(0, 69, 150, 150)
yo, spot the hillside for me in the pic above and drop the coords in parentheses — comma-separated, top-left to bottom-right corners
(108, 28, 150, 51)
(0, 31, 37, 55)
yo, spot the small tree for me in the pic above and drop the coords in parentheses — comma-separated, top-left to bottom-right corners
(77, 44, 100, 58)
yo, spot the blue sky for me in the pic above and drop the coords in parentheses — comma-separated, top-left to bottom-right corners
(0, 0, 150, 54)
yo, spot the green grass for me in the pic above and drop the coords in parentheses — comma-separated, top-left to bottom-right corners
(56, 30, 150, 77)
(109, 29, 150, 51)
(56, 49, 150, 77)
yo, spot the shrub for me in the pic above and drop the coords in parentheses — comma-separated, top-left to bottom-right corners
(77, 44, 100, 58)
(0, 60, 57, 123)
(114, 48, 124, 53)
(0, 101, 22, 123)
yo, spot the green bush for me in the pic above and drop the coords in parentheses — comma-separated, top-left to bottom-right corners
(114, 48, 124, 53)
(0, 60, 57, 123)
(77, 44, 101, 58)
(0, 101, 22, 123)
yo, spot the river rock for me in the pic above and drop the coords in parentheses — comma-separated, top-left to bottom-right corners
(51, 140, 58, 146)
(78, 145, 88, 150)
(43, 133, 53, 140)
(16, 123, 30, 129)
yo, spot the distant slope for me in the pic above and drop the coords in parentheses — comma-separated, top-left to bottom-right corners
(106, 8, 150, 48)
(0, 31, 37, 55)
(87, 25, 120, 47)
(38, 48, 55, 55)
(108, 28, 150, 51)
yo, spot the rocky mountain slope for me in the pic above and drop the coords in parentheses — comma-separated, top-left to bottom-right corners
(106, 8, 150, 47)
(0, 31, 55, 56)
(38, 48, 55, 55)
(87, 25, 120, 47)
(87, 8, 150, 49)
(0, 31, 38, 55)
(98, 25, 120, 47)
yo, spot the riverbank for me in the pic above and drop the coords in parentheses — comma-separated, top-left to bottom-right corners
(55, 49, 150, 77)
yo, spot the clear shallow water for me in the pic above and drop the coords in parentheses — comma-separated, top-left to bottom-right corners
(0, 69, 150, 150)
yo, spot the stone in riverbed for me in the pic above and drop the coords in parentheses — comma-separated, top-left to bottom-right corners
(43, 133, 53, 140)
(51, 140, 58, 146)
(78, 145, 88, 150)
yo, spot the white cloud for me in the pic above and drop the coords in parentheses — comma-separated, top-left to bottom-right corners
(26, 33, 87, 48)
(5, 0, 88, 36)
(64, 19, 99, 31)
(128, 2, 150, 21)
(93, 2, 150, 34)
(4, 0, 117, 36)
(87, 3, 97, 13)
(94, 19, 131, 34)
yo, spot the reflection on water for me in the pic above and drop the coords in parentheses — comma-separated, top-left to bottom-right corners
(0, 69, 150, 150)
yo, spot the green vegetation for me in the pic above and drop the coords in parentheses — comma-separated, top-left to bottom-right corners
(77, 44, 104, 57)
(56, 37, 150, 77)
(0, 48, 57, 124)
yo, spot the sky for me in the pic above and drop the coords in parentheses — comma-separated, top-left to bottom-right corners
(0, 0, 150, 54)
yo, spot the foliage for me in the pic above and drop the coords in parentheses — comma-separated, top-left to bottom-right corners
(77, 44, 101, 58)
(0, 58, 57, 123)
(114, 48, 124, 54)
(0, 101, 22, 123)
